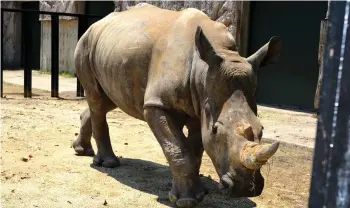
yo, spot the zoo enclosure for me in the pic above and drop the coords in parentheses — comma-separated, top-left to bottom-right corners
(1, 1, 350, 207)
(0, 7, 105, 98)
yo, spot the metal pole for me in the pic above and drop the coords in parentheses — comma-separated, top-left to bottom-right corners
(1, 10, 4, 98)
(51, 15, 59, 97)
(309, 0, 350, 207)
(23, 11, 32, 98)
(76, 15, 85, 97)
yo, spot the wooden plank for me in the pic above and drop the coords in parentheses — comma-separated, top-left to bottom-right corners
(314, 19, 329, 110)
(238, 1, 250, 57)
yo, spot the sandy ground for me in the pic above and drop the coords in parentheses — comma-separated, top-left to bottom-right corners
(1, 83, 316, 208)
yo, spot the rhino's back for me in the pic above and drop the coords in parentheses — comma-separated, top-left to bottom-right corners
(84, 5, 175, 119)
(84, 4, 218, 119)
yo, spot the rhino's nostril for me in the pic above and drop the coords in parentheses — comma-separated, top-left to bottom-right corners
(222, 180, 229, 188)
(221, 174, 234, 189)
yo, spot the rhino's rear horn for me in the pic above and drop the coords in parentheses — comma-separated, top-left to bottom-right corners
(236, 123, 254, 141)
(240, 141, 280, 169)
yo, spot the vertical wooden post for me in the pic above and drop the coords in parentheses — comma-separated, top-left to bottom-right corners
(76, 15, 86, 97)
(1, 10, 4, 98)
(239, 1, 251, 58)
(309, 0, 350, 207)
(314, 1, 331, 111)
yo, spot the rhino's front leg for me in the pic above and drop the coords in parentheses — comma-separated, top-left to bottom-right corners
(185, 120, 204, 176)
(185, 128, 208, 195)
(144, 107, 205, 208)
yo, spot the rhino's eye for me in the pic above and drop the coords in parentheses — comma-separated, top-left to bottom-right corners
(211, 124, 218, 134)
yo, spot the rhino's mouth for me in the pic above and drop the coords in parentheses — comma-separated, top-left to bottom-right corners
(218, 170, 264, 197)
(219, 172, 235, 196)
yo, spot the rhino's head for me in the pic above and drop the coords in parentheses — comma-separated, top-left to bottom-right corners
(194, 26, 282, 197)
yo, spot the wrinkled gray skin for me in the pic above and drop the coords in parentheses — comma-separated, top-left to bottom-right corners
(72, 4, 282, 207)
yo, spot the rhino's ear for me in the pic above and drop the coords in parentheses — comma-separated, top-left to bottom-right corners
(195, 26, 222, 65)
(247, 36, 282, 71)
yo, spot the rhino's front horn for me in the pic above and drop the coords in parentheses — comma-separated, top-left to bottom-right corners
(239, 141, 280, 169)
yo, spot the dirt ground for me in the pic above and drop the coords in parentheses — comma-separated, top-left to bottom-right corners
(1, 83, 316, 208)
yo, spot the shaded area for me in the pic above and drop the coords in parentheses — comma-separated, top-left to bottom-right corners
(249, 1, 328, 110)
(91, 158, 257, 208)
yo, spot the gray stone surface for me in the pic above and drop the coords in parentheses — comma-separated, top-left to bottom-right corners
(39, 0, 84, 20)
(113, 1, 242, 48)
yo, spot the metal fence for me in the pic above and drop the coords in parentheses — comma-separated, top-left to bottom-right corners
(1, 8, 104, 98)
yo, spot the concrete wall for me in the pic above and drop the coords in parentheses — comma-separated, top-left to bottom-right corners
(1, 1, 22, 69)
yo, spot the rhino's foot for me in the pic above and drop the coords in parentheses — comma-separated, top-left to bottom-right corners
(168, 178, 206, 208)
(92, 152, 120, 168)
(73, 137, 95, 156)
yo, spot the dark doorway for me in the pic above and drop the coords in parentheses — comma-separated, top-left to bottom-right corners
(248, 1, 328, 110)
(22, 1, 41, 70)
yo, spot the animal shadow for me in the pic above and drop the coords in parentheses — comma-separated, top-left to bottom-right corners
(91, 158, 257, 208)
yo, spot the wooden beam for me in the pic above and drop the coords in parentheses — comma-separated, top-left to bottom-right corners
(314, 0, 331, 111)
(309, 1, 350, 206)
(238, 1, 250, 57)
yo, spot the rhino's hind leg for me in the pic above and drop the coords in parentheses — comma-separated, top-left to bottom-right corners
(144, 107, 206, 208)
(88, 94, 120, 168)
(74, 29, 119, 167)
(79, 82, 119, 167)
(73, 108, 94, 156)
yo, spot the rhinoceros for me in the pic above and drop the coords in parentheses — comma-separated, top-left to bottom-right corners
(72, 3, 282, 207)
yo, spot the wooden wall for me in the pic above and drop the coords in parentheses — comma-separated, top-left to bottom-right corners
(39, 1, 84, 74)
(38, 1, 246, 75)
(1, 1, 22, 69)
(40, 19, 78, 74)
